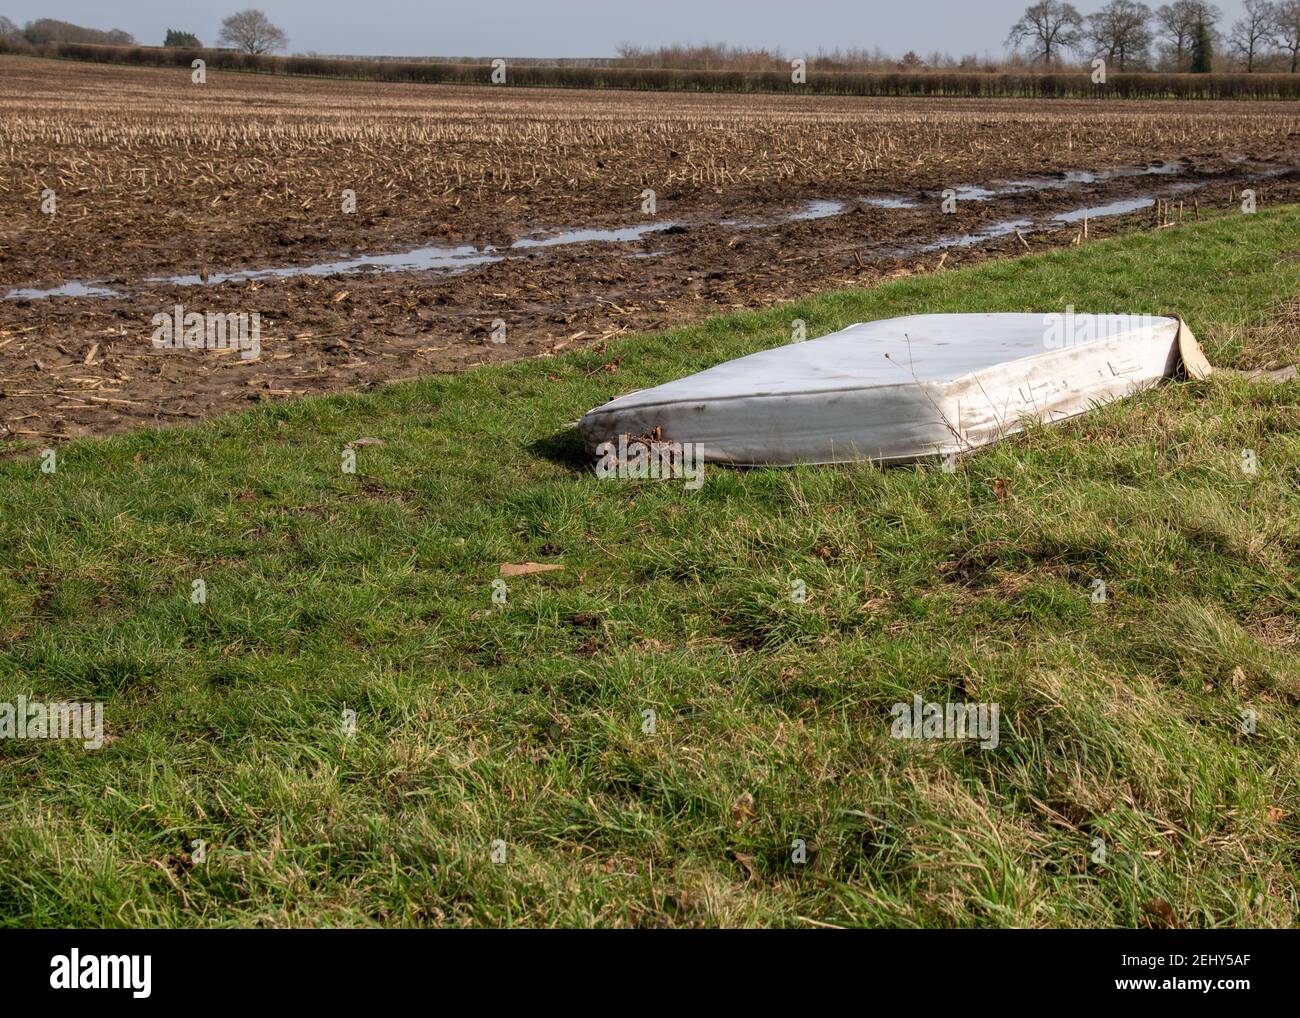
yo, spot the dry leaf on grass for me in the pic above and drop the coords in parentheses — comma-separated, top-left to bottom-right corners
(732, 792, 755, 827)
(1143, 898, 1179, 928)
(499, 562, 564, 578)
(729, 850, 757, 881)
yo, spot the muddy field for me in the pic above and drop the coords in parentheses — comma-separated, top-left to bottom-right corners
(1, 55, 1298, 445)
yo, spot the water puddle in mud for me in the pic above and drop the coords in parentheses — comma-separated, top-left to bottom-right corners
(862, 196, 919, 209)
(158, 244, 504, 289)
(7, 224, 680, 300)
(951, 185, 1000, 201)
(1053, 196, 1155, 222)
(1006, 169, 1106, 189)
(787, 199, 847, 221)
(3, 160, 1285, 301)
(5, 281, 123, 300)
(918, 185, 1185, 251)
(722, 198, 846, 227)
(946, 162, 1183, 203)
(157, 223, 680, 286)
(512, 223, 677, 248)
(853, 162, 1187, 214)
(917, 219, 1035, 253)
(903, 184, 1188, 255)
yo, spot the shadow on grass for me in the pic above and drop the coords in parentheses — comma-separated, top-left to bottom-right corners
(528, 427, 590, 473)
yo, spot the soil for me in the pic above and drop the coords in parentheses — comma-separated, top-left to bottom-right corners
(2, 57, 1297, 447)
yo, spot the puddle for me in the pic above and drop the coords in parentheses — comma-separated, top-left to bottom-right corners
(1135, 162, 1184, 176)
(861, 196, 919, 209)
(852, 176, 1174, 207)
(1106, 162, 1183, 179)
(6, 223, 680, 300)
(2, 159, 1286, 301)
(4, 281, 123, 300)
(723, 198, 846, 228)
(154, 244, 505, 289)
(512, 223, 677, 248)
(156, 224, 681, 287)
(954, 162, 1184, 200)
(951, 185, 1000, 201)
(1053, 197, 1154, 222)
(1003, 170, 1102, 190)
(786, 199, 847, 221)
(917, 218, 1035, 253)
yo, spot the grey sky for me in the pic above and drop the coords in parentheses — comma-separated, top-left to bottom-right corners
(2, 1, 1256, 58)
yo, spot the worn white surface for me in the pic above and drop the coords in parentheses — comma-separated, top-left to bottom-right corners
(579, 313, 1183, 466)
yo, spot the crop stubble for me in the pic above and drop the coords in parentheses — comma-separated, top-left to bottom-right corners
(1, 56, 1297, 442)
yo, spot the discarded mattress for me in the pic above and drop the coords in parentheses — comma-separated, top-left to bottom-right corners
(578, 312, 1210, 466)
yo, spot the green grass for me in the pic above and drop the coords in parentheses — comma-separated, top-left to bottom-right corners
(1, 208, 1298, 928)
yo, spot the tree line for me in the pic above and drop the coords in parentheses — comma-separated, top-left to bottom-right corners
(3, 5, 1298, 81)
(0, 17, 135, 46)
(0, 9, 289, 55)
(610, 4, 1297, 74)
(1008, 0, 1300, 72)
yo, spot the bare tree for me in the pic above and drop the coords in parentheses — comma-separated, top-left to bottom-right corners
(1087, 0, 1155, 68)
(1154, 1, 1222, 68)
(0, 16, 19, 37)
(1229, 0, 1276, 69)
(1274, 0, 1300, 71)
(217, 9, 287, 55)
(1007, 1, 1085, 64)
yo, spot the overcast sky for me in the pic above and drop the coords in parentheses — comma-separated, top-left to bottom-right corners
(2, 1, 1257, 57)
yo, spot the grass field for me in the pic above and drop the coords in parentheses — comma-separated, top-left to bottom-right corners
(1, 206, 1297, 927)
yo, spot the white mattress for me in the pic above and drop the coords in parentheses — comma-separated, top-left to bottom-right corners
(579, 313, 1186, 466)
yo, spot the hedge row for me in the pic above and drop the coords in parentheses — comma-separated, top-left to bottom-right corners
(11, 40, 1300, 100)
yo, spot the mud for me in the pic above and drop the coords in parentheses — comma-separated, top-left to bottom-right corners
(1, 58, 1297, 446)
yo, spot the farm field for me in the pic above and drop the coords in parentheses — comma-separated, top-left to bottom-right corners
(1, 55, 1298, 444)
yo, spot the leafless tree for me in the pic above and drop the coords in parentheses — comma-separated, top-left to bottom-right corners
(1273, 0, 1300, 71)
(1229, 0, 1276, 69)
(1007, 1, 1085, 64)
(1087, 0, 1155, 69)
(217, 9, 287, 55)
(1154, 1, 1222, 68)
